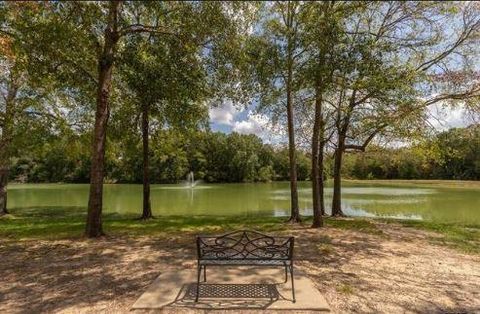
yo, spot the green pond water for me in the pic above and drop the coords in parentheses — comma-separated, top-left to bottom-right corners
(7, 181, 480, 224)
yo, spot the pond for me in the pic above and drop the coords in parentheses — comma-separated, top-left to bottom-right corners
(7, 181, 480, 224)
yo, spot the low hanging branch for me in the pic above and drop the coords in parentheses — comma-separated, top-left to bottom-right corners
(118, 24, 177, 37)
(344, 124, 387, 152)
(343, 82, 480, 153)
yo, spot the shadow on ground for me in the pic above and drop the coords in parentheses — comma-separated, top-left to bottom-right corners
(170, 283, 279, 310)
(1, 208, 479, 313)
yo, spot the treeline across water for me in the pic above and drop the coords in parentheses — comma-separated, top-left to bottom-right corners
(343, 125, 480, 181)
(10, 130, 311, 184)
(10, 125, 480, 184)
(343, 125, 480, 180)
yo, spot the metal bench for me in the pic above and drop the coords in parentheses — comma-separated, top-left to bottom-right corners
(195, 230, 295, 302)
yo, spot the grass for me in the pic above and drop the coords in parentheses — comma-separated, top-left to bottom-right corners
(0, 207, 384, 240)
(315, 235, 335, 255)
(336, 283, 355, 295)
(323, 217, 384, 235)
(0, 207, 291, 240)
(1, 207, 478, 255)
(382, 218, 480, 254)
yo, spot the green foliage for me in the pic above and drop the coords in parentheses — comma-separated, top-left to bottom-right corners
(9, 129, 311, 184)
(433, 126, 480, 180)
(10, 131, 91, 183)
(341, 125, 480, 181)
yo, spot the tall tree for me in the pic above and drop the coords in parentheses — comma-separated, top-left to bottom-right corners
(283, 2, 301, 222)
(119, 36, 209, 219)
(0, 5, 21, 215)
(117, 2, 254, 219)
(0, 62, 17, 215)
(247, 2, 307, 222)
(85, 1, 122, 236)
(328, 2, 480, 216)
(300, 1, 346, 227)
(0, 3, 49, 215)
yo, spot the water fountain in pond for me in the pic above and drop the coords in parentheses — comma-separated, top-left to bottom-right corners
(187, 171, 195, 188)
(154, 171, 209, 190)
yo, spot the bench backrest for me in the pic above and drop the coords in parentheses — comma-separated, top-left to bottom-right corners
(196, 230, 294, 261)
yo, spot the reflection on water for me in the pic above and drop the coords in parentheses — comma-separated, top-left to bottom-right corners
(341, 206, 423, 221)
(340, 187, 436, 195)
(152, 185, 215, 190)
(7, 182, 480, 224)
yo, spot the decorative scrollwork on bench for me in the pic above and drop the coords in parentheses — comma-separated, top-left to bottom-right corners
(197, 230, 294, 260)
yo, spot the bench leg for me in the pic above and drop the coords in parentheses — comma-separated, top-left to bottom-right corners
(195, 264, 201, 302)
(203, 265, 207, 282)
(290, 264, 296, 303)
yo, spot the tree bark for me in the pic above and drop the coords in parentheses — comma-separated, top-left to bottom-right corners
(285, 2, 300, 223)
(331, 133, 345, 216)
(331, 88, 356, 218)
(318, 139, 325, 217)
(0, 78, 18, 216)
(0, 167, 8, 216)
(141, 103, 152, 219)
(286, 84, 300, 222)
(311, 82, 324, 228)
(85, 1, 121, 238)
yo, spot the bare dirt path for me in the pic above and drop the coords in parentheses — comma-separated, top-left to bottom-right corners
(1, 222, 479, 313)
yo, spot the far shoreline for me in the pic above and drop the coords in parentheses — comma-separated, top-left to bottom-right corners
(343, 179, 480, 189)
(7, 179, 480, 190)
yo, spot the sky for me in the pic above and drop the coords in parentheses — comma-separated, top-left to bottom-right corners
(209, 101, 474, 144)
(209, 101, 284, 144)
(427, 103, 476, 131)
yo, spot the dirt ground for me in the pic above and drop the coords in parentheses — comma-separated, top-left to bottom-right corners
(1, 222, 479, 314)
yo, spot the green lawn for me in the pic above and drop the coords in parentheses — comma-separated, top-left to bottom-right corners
(1, 206, 479, 254)
(0, 206, 384, 240)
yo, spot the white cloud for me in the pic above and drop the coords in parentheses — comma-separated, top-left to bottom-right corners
(232, 113, 265, 134)
(208, 101, 241, 126)
(209, 101, 287, 144)
(232, 111, 285, 144)
(428, 103, 470, 130)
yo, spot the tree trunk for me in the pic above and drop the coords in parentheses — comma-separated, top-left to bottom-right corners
(285, 2, 300, 223)
(0, 167, 8, 215)
(85, 1, 121, 238)
(0, 79, 18, 216)
(332, 88, 355, 218)
(318, 139, 325, 217)
(331, 133, 345, 217)
(286, 86, 300, 222)
(311, 84, 324, 228)
(141, 103, 152, 219)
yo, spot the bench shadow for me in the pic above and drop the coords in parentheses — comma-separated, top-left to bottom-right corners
(169, 283, 283, 310)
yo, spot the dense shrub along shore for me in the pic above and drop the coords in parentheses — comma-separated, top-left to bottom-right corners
(9, 125, 480, 184)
